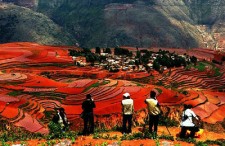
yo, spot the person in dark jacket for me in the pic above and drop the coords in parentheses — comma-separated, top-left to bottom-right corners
(82, 94, 96, 135)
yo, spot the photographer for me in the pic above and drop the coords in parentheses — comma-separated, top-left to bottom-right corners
(121, 92, 134, 134)
(82, 94, 96, 135)
(145, 90, 162, 136)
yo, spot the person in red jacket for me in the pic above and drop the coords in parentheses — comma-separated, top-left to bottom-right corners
(82, 94, 96, 135)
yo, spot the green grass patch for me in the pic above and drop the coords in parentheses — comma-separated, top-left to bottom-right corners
(155, 88, 162, 94)
(93, 133, 118, 140)
(156, 80, 164, 86)
(84, 82, 100, 92)
(213, 68, 222, 77)
(195, 62, 206, 72)
(185, 64, 193, 70)
(7, 90, 23, 97)
(132, 81, 143, 87)
(101, 80, 110, 85)
(44, 111, 54, 119)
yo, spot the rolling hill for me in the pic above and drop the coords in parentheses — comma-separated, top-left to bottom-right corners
(1, 0, 225, 49)
(0, 3, 75, 45)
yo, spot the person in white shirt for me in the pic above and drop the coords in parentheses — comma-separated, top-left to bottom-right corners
(180, 104, 199, 138)
(145, 90, 162, 135)
(121, 92, 134, 134)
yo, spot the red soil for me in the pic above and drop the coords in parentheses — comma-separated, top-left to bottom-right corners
(0, 42, 224, 136)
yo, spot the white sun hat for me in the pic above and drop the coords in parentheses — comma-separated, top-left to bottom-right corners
(123, 92, 130, 97)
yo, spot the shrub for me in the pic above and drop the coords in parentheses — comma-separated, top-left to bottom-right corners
(48, 121, 63, 138)
(155, 87, 162, 94)
(158, 134, 174, 141)
(93, 133, 118, 140)
(182, 90, 189, 95)
(195, 62, 206, 72)
(176, 137, 196, 143)
(202, 139, 225, 146)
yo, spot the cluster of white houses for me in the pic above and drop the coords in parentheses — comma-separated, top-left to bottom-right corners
(71, 48, 195, 73)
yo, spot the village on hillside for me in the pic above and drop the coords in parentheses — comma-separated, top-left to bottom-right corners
(70, 47, 201, 74)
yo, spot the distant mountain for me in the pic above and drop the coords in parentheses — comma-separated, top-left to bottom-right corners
(0, 3, 75, 45)
(1, 0, 225, 48)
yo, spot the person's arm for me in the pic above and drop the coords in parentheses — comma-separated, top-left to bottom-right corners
(157, 101, 163, 114)
(191, 110, 198, 120)
(92, 99, 96, 108)
(132, 101, 134, 113)
(121, 101, 124, 113)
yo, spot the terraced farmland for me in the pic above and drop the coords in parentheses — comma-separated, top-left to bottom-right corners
(0, 43, 224, 134)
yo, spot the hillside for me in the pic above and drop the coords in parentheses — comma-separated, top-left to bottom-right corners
(0, 3, 75, 45)
(36, 0, 203, 48)
(0, 42, 224, 145)
(1, 0, 225, 48)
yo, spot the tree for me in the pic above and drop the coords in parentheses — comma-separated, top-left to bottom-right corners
(86, 53, 99, 66)
(153, 60, 160, 71)
(99, 55, 106, 62)
(190, 56, 197, 65)
(114, 47, 122, 55)
(136, 51, 141, 59)
(105, 48, 111, 54)
(95, 47, 101, 54)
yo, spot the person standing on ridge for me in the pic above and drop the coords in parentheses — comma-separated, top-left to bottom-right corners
(145, 90, 162, 137)
(121, 92, 134, 134)
(82, 94, 96, 135)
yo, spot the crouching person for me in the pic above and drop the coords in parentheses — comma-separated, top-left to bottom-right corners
(180, 104, 199, 138)
(57, 108, 69, 132)
(121, 92, 134, 134)
(49, 107, 69, 138)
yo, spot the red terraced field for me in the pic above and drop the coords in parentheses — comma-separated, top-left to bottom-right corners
(0, 95, 20, 103)
(203, 105, 225, 124)
(0, 51, 24, 60)
(1, 105, 19, 119)
(14, 113, 48, 134)
(193, 102, 219, 119)
(0, 42, 224, 134)
(0, 101, 6, 112)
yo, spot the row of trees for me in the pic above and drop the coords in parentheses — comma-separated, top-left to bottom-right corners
(135, 49, 198, 72)
(95, 47, 112, 54)
(69, 48, 106, 66)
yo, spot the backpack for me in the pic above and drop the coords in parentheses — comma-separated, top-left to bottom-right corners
(182, 111, 188, 121)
